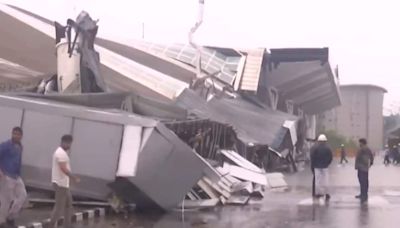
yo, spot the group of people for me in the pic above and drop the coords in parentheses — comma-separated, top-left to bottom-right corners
(384, 144, 400, 165)
(0, 127, 79, 228)
(310, 134, 374, 204)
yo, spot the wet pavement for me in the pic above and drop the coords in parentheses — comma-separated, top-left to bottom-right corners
(20, 156, 400, 227)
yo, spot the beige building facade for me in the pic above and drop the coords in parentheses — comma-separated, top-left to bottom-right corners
(318, 84, 387, 151)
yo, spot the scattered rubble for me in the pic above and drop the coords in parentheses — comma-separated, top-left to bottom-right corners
(181, 150, 288, 209)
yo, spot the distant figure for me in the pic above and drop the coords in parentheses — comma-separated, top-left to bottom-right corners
(355, 138, 374, 204)
(390, 145, 398, 164)
(310, 134, 333, 202)
(395, 144, 400, 164)
(340, 144, 348, 164)
(49, 135, 80, 228)
(0, 127, 27, 228)
(384, 145, 390, 165)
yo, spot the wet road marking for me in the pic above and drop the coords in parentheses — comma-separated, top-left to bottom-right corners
(298, 195, 390, 207)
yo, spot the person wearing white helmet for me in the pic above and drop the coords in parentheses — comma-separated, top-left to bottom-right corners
(384, 145, 390, 165)
(310, 134, 333, 202)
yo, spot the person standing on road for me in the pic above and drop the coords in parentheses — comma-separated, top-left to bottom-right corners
(340, 144, 348, 164)
(49, 135, 80, 228)
(355, 138, 374, 204)
(0, 127, 27, 228)
(309, 139, 318, 198)
(384, 145, 390, 165)
(310, 134, 333, 202)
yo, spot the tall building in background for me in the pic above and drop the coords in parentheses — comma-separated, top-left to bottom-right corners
(318, 84, 387, 151)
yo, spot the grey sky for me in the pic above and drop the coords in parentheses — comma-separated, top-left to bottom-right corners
(2, 0, 400, 113)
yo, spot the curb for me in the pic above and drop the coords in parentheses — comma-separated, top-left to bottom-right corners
(18, 207, 107, 228)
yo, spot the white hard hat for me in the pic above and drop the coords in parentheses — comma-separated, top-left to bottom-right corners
(318, 134, 328, 142)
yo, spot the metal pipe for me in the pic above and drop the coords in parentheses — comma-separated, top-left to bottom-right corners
(188, 0, 204, 83)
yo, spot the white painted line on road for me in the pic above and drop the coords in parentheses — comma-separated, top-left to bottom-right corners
(384, 190, 400, 197)
(297, 195, 390, 207)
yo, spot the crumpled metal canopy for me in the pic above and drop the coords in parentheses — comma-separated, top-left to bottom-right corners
(0, 4, 181, 102)
(175, 89, 298, 148)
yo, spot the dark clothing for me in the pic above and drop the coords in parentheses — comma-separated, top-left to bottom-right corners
(384, 149, 390, 165)
(340, 148, 346, 157)
(340, 148, 348, 164)
(355, 146, 374, 172)
(0, 140, 22, 179)
(358, 170, 369, 201)
(311, 143, 333, 169)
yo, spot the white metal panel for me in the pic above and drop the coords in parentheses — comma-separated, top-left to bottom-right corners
(283, 120, 298, 146)
(21, 111, 73, 186)
(239, 48, 265, 91)
(56, 42, 81, 93)
(222, 163, 268, 186)
(116, 125, 142, 177)
(70, 119, 123, 180)
(0, 106, 22, 141)
(220, 150, 263, 173)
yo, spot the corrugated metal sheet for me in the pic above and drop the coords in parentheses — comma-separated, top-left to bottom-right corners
(239, 48, 265, 91)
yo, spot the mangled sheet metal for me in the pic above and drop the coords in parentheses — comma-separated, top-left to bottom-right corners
(175, 88, 298, 149)
(0, 4, 187, 101)
(0, 94, 206, 211)
(267, 48, 341, 114)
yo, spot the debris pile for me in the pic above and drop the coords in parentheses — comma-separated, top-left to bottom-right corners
(181, 150, 288, 209)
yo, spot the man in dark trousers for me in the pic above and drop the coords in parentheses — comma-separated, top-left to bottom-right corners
(0, 127, 27, 228)
(383, 145, 390, 165)
(355, 138, 374, 203)
(340, 144, 348, 164)
(311, 134, 333, 202)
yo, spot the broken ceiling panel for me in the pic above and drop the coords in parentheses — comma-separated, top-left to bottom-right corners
(267, 48, 341, 114)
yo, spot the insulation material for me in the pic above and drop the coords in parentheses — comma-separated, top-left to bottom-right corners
(116, 125, 143, 177)
(223, 163, 268, 186)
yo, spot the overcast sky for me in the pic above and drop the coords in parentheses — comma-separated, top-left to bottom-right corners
(3, 0, 400, 113)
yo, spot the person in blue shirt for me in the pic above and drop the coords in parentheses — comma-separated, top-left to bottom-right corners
(0, 127, 27, 228)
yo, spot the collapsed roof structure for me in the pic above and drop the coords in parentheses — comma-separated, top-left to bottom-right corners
(0, 3, 342, 210)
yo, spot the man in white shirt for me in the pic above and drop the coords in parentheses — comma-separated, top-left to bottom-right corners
(49, 135, 80, 228)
